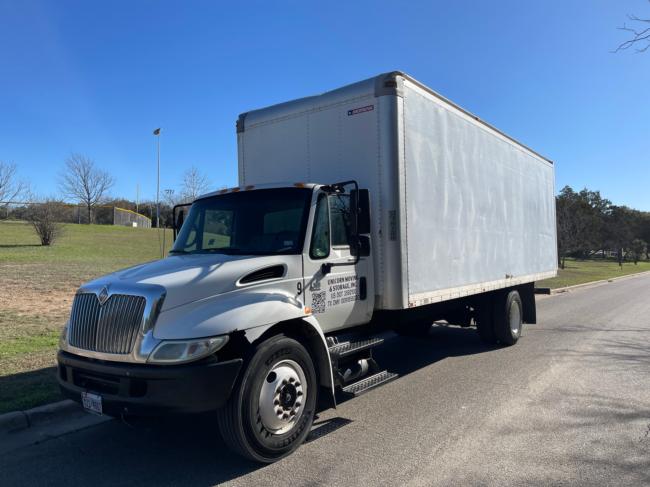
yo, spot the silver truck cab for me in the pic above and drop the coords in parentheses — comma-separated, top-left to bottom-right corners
(58, 181, 376, 463)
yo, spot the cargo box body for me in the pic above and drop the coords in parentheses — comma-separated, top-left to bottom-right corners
(237, 72, 557, 310)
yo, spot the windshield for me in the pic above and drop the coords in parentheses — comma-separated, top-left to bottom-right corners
(171, 188, 312, 255)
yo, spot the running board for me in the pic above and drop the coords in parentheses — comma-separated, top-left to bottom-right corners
(341, 370, 398, 397)
(328, 337, 384, 359)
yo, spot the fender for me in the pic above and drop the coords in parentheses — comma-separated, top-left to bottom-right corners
(245, 315, 336, 408)
(153, 291, 336, 407)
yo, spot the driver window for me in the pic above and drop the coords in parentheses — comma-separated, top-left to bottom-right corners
(329, 194, 352, 247)
(310, 194, 330, 259)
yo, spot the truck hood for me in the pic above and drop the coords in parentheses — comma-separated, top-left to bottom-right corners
(84, 254, 295, 311)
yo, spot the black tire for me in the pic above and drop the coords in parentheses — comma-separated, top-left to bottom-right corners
(475, 300, 498, 344)
(217, 335, 317, 463)
(493, 290, 523, 346)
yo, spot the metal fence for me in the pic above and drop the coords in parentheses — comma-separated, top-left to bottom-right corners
(112, 207, 151, 228)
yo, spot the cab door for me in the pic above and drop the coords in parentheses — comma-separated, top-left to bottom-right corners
(303, 189, 374, 333)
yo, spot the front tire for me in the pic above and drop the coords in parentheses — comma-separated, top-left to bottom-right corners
(217, 335, 317, 463)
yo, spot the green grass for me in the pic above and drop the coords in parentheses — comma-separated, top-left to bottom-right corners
(538, 257, 650, 289)
(0, 367, 61, 415)
(0, 220, 172, 267)
(0, 331, 59, 361)
(0, 220, 172, 413)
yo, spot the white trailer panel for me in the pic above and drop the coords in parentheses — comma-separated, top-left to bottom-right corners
(237, 72, 557, 310)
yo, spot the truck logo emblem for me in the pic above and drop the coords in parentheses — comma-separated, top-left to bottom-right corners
(98, 286, 110, 306)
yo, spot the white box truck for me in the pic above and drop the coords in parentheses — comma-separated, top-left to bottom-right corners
(57, 71, 557, 462)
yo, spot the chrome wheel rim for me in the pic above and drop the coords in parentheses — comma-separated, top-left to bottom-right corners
(509, 300, 522, 336)
(258, 359, 307, 435)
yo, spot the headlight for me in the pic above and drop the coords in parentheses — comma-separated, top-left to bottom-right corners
(148, 335, 229, 364)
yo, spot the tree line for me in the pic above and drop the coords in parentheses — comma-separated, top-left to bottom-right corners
(1, 154, 212, 220)
(3, 157, 649, 259)
(0, 154, 213, 245)
(557, 186, 649, 268)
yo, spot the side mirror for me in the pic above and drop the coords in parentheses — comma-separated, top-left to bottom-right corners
(350, 189, 371, 235)
(351, 235, 371, 257)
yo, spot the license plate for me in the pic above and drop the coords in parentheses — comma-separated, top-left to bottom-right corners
(81, 391, 103, 415)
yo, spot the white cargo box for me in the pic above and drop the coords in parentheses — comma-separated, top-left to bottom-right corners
(237, 72, 557, 310)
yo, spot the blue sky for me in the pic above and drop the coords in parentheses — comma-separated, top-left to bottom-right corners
(1, 0, 649, 209)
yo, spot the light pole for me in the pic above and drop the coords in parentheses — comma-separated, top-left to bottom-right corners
(153, 128, 161, 228)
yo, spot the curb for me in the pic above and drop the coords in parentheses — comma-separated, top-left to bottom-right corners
(0, 400, 111, 453)
(0, 400, 82, 435)
(549, 269, 650, 295)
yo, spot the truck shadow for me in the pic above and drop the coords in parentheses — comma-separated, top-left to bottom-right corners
(3, 324, 497, 486)
(371, 323, 499, 380)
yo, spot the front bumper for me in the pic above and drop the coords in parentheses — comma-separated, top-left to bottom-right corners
(57, 350, 242, 416)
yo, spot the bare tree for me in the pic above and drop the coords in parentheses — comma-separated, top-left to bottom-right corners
(27, 199, 65, 246)
(59, 154, 114, 224)
(0, 161, 27, 207)
(180, 166, 211, 202)
(614, 4, 650, 53)
(163, 188, 182, 208)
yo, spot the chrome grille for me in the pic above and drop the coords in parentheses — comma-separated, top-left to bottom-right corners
(68, 293, 146, 354)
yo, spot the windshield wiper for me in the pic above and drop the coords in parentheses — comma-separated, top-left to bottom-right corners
(200, 248, 244, 254)
(169, 249, 189, 254)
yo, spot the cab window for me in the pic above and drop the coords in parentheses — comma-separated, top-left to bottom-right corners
(310, 193, 330, 259)
(329, 194, 352, 247)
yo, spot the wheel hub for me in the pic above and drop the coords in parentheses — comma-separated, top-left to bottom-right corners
(258, 359, 307, 435)
(279, 383, 297, 409)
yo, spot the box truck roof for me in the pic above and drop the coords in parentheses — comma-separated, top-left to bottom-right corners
(237, 71, 552, 166)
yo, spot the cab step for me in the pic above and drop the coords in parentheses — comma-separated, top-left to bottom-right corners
(341, 370, 398, 397)
(328, 337, 384, 359)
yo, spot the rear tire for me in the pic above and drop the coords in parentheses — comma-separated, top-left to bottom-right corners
(493, 290, 523, 346)
(217, 335, 317, 463)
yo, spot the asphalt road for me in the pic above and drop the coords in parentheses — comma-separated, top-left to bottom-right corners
(2, 275, 649, 486)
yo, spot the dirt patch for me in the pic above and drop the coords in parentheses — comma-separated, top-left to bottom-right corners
(0, 263, 85, 318)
